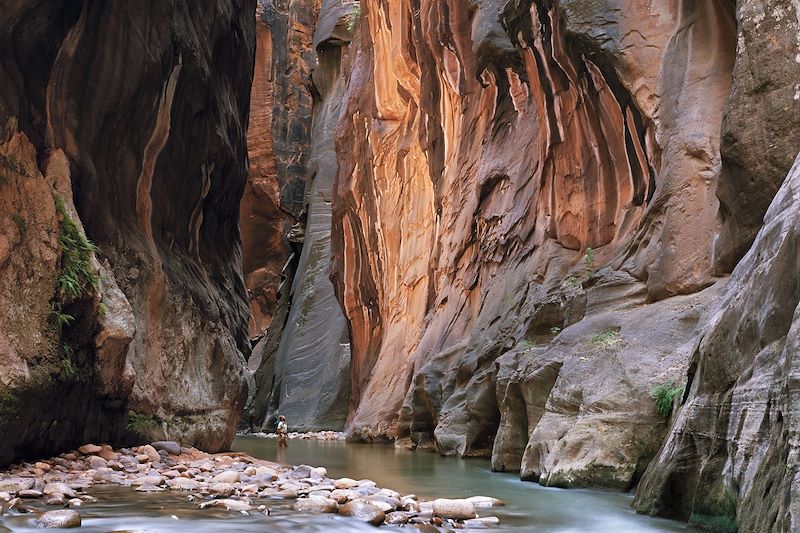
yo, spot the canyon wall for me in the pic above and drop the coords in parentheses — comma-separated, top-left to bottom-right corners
(329, 0, 736, 487)
(249, 0, 800, 524)
(0, 0, 255, 464)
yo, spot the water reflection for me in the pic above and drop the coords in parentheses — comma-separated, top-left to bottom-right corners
(235, 436, 690, 533)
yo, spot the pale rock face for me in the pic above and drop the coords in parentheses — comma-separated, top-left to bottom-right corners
(634, 155, 800, 530)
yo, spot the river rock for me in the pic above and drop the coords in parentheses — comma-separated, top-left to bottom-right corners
(334, 477, 358, 489)
(43, 483, 77, 498)
(210, 483, 235, 496)
(88, 456, 108, 470)
(169, 478, 200, 491)
(432, 498, 476, 520)
(99, 450, 119, 462)
(78, 444, 102, 455)
(199, 499, 253, 512)
(18, 489, 43, 498)
(464, 516, 501, 528)
(151, 441, 181, 456)
(466, 496, 505, 508)
(133, 475, 163, 486)
(34, 462, 51, 472)
(339, 500, 386, 525)
(288, 465, 313, 479)
(135, 484, 163, 493)
(255, 466, 278, 478)
(139, 445, 160, 463)
(330, 489, 352, 503)
(67, 498, 83, 507)
(385, 511, 413, 525)
(277, 489, 298, 499)
(308, 490, 332, 499)
(293, 497, 338, 513)
(0, 478, 35, 493)
(36, 509, 81, 528)
(46, 494, 67, 505)
(211, 471, 241, 484)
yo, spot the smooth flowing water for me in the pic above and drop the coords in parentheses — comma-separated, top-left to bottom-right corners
(0, 437, 690, 532)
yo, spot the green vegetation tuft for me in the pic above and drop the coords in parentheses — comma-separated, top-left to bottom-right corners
(98, 301, 108, 320)
(11, 213, 26, 236)
(346, 2, 361, 32)
(518, 339, 535, 351)
(650, 380, 685, 417)
(55, 195, 99, 302)
(689, 514, 737, 533)
(588, 328, 620, 347)
(127, 411, 158, 435)
(583, 247, 595, 279)
(59, 353, 79, 381)
(550, 326, 561, 335)
(55, 310, 74, 329)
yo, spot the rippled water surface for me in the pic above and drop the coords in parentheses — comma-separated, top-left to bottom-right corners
(0, 436, 690, 532)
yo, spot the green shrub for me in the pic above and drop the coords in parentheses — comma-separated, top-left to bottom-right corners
(127, 411, 158, 435)
(588, 328, 619, 347)
(98, 302, 107, 320)
(55, 195, 99, 301)
(550, 326, 561, 335)
(651, 380, 684, 417)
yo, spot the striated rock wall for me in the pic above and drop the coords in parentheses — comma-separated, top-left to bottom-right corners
(323, 0, 736, 490)
(634, 2, 800, 529)
(240, 10, 291, 336)
(0, 0, 255, 463)
(635, 154, 800, 531)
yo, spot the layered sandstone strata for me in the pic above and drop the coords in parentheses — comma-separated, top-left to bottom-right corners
(0, 0, 255, 463)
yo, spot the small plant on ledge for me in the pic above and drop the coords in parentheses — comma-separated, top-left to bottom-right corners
(588, 328, 620, 347)
(55, 195, 99, 302)
(651, 380, 685, 417)
(127, 411, 159, 435)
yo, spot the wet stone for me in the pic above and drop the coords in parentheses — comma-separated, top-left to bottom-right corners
(36, 509, 81, 528)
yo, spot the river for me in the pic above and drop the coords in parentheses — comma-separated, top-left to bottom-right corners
(0, 436, 689, 532)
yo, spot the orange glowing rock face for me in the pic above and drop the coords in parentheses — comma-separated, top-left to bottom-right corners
(327, 0, 735, 438)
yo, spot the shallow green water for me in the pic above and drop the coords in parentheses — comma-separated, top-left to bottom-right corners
(0, 436, 690, 532)
(234, 436, 690, 532)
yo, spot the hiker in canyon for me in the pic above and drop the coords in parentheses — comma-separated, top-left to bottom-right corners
(277, 415, 288, 448)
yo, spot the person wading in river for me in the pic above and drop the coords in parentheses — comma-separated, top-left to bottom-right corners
(276, 415, 288, 448)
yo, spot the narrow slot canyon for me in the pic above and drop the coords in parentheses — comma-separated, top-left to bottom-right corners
(1, 0, 800, 531)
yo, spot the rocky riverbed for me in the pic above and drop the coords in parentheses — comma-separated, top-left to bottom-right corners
(245, 430, 346, 441)
(0, 442, 503, 529)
